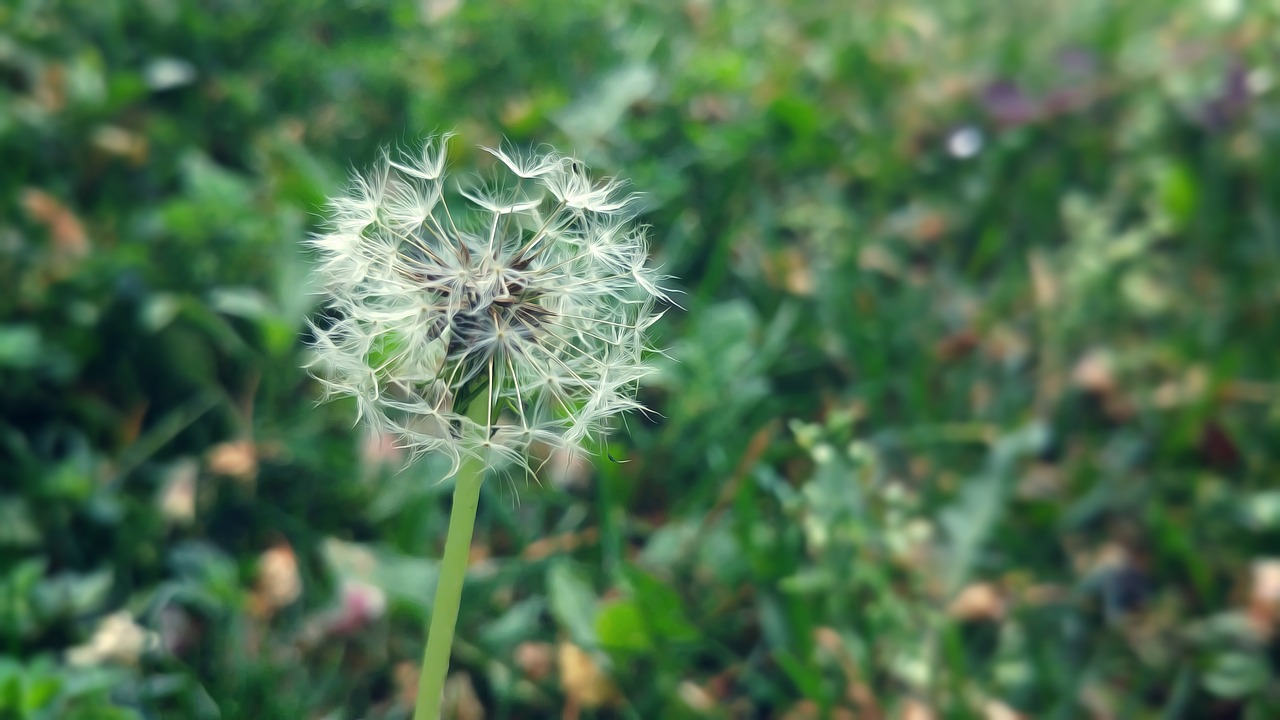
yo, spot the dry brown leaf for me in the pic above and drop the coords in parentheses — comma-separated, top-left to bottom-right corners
(982, 324, 1030, 365)
(934, 329, 979, 361)
(21, 188, 89, 274)
(1017, 461, 1063, 500)
(1153, 365, 1209, 409)
(781, 246, 815, 295)
(419, 0, 461, 24)
(859, 244, 903, 278)
(947, 582, 1006, 622)
(515, 642, 555, 682)
(813, 627, 881, 717)
(1078, 681, 1117, 720)
(157, 459, 198, 525)
(1079, 542, 1131, 576)
(1019, 583, 1068, 606)
(66, 611, 160, 667)
(1220, 379, 1277, 405)
(911, 211, 948, 243)
(900, 698, 938, 720)
(783, 700, 857, 720)
(444, 673, 485, 720)
(1071, 349, 1116, 395)
(982, 699, 1024, 720)
(558, 642, 617, 710)
(207, 440, 258, 484)
(394, 661, 420, 708)
(250, 543, 301, 618)
(1028, 251, 1059, 309)
(1248, 558, 1280, 638)
(92, 125, 149, 164)
(522, 528, 599, 561)
(36, 64, 67, 112)
(677, 680, 717, 713)
(1071, 349, 1134, 420)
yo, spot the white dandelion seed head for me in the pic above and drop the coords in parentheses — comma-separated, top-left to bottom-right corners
(306, 135, 672, 477)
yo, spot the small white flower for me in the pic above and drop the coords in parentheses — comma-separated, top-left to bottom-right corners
(306, 135, 671, 476)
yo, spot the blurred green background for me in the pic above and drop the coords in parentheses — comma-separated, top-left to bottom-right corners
(3, 1, 1280, 718)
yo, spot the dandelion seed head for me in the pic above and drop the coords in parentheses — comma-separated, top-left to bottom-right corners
(306, 135, 671, 477)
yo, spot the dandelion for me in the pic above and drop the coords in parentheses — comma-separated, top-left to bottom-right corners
(305, 134, 670, 720)
(307, 134, 669, 477)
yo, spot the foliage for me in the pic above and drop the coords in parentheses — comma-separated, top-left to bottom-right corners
(3, 0, 1280, 718)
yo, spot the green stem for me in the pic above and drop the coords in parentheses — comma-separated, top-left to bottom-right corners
(415, 456, 484, 720)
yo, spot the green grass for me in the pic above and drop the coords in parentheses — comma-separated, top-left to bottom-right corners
(3, 1, 1280, 718)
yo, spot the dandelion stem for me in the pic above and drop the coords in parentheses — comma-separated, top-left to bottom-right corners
(415, 450, 485, 720)
(310, 138, 665, 719)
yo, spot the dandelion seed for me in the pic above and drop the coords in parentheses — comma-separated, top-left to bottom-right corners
(306, 135, 669, 478)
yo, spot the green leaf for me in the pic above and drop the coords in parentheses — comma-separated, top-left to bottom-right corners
(34, 568, 114, 618)
(166, 541, 241, 608)
(479, 598, 545, 649)
(1155, 159, 1198, 229)
(208, 287, 276, 321)
(1, 673, 24, 716)
(596, 599, 651, 652)
(621, 565, 698, 644)
(938, 423, 1048, 593)
(1241, 490, 1280, 530)
(22, 675, 60, 712)
(1203, 651, 1271, 699)
(60, 666, 132, 699)
(0, 326, 41, 369)
(547, 562, 598, 647)
(769, 95, 820, 140)
(554, 63, 657, 143)
(0, 498, 41, 548)
(181, 151, 253, 206)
